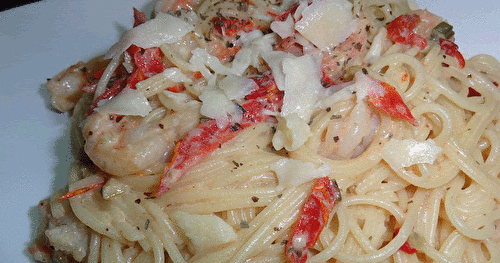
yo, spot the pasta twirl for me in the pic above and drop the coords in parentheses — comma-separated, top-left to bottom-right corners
(30, 0, 500, 262)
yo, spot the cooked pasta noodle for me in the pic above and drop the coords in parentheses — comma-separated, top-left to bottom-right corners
(29, 0, 500, 262)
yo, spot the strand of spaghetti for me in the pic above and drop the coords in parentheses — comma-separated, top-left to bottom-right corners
(347, 213, 377, 252)
(394, 158, 459, 189)
(447, 65, 500, 102)
(460, 103, 500, 150)
(484, 239, 500, 262)
(444, 176, 496, 240)
(228, 185, 310, 263)
(110, 238, 127, 263)
(142, 200, 185, 246)
(407, 233, 455, 263)
(143, 229, 164, 263)
(183, 153, 280, 190)
(420, 187, 445, 248)
(425, 75, 487, 113)
(484, 129, 500, 175)
(159, 187, 277, 205)
(107, 198, 146, 242)
(444, 138, 500, 200)
(354, 164, 394, 195)
(148, 222, 186, 263)
(308, 205, 349, 263)
(87, 231, 101, 263)
(410, 102, 453, 145)
(334, 189, 425, 262)
(438, 231, 468, 259)
(160, 44, 196, 74)
(340, 195, 405, 223)
(165, 194, 275, 214)
(369, 53, 426, 101)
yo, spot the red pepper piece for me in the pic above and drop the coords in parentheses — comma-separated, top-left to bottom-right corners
(387, 14, 427, 50)
(156, 73, 283, 196)
(366, 76, 418, 126)
(285, 177, 342, 263)
(393, 228, 417, 254)
(133, 7, 148, 27)
(274, 3, 300, 22)
(211, 16, 258, 37)
(439, 38, 465, 68)
(131, 46, 166, 78)
(87, 77, 127, 114)
(57, 179, 106, 201)
(167, 84, 186, 93)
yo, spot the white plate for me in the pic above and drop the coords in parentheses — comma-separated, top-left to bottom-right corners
(0, 0, 498, 262)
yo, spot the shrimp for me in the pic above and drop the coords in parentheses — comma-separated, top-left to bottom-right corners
(82, 107, 200, 177)
(29, 192, 90, 262)
(46, 62, 88, 112)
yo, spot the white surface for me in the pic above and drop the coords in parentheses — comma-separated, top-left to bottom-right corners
(0, 0, 498, 262)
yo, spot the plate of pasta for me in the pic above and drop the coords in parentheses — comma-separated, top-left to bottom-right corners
(1, 0, 500, 262)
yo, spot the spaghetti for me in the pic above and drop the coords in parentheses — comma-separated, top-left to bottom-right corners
(30, 0, 500, 262)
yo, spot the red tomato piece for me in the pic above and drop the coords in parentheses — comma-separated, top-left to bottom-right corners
(387, 14, 427, 50)
(211, 16, 258, 37)
(366, 76, 418, 126)
(393, 228, 417, 254)
(439, 38, 465, 68)
(285, 177, 342, 263)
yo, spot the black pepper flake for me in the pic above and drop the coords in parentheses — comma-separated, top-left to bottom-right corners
(281, 240, 288, 245)
(105, 228, 109, 231)
(135, 198, 141, 204)
(145, 219, 150, 230)
(333, 136, 340, 142)
(240, 221, 249, 229)
(158, 123, 164, 129)
(354, 42, 362, 51)
(235, 103, 246, 113)
(232, 160, 240, 168)
(467, 74, 472, 78)
(229, 123, 241, 131)
(273, 226, 282, 231)
(331, 114, 342, 120)
(277, 193, 283, 198)
(88, 131, 93, 136)
(442, 63, 450, 68)
(361, 68, 368, 75)
(326, 107, 331, 112)
(251, 196, 259, 202)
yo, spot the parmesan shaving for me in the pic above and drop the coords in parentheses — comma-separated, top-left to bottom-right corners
(270, 14, 295, 39)
(94, 88, 152, 117)
(199, 87, 238, 128)
(170, 211, 237, 252)
(106, 13, 194, 59)
(270, 158, 331, 190)
(382, 139, 442, 170)
(294, 0, 358, 50)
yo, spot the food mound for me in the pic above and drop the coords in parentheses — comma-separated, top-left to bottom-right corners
(30, 0, 500, 262)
